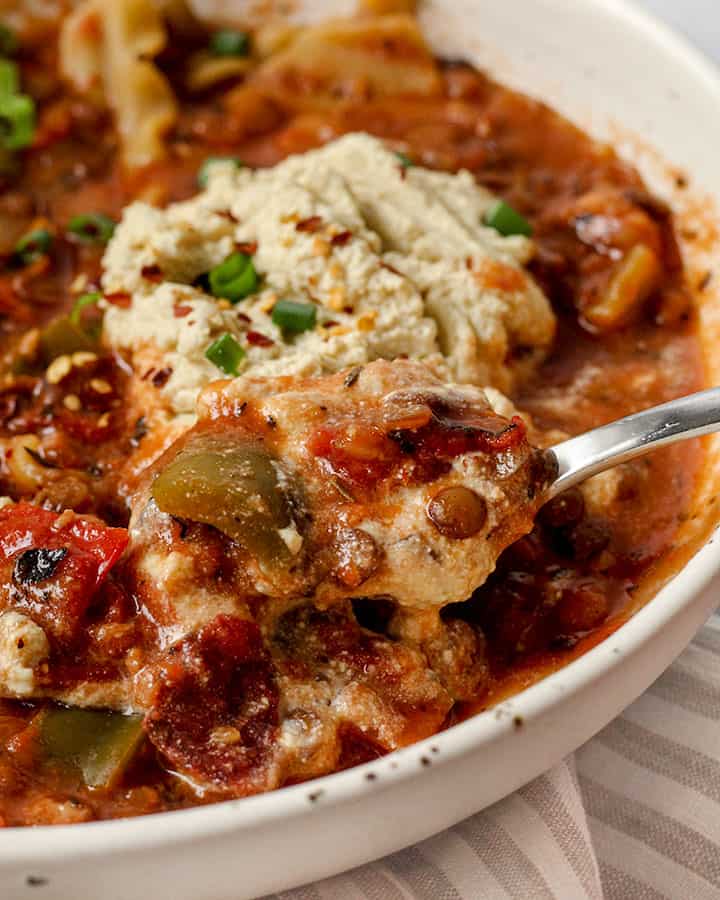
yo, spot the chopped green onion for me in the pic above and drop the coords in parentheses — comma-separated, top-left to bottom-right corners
(271, 299, 317, 334)
(210, 29, 250, 57)
(395, 151, 414, 169)
(67, 212, 116, 244)
(208, 251, 258, 302)
(197, 155, 244, 189)
(484, 200, 533, 237)
(14, 228, 52, 265)
(70, 291, 102, 325)
(0, 92, 35, 150)
(205, 332, 245, 376)
(0, 26, 16, 57)
(0, 59, 19, 96)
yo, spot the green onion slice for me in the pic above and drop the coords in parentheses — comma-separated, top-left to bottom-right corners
(0, 26, 17, 57)
(394, 151, 414, 169)
(14, 228, 52, 265)
(208, 252, 258, 302)
(484, 200, 533, 237)
(0, 59, 19, 96)
(0, 92, 35, 150)
(210, 29, 250, 57)
(67, 212, 116, 244)
(205, 332, 245, 376)
(70, 291, 102, 325)
(271, 299, 317, 334)
(197, 155, 244, 188)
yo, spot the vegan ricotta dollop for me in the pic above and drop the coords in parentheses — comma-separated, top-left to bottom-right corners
(101, 133, 556, 416)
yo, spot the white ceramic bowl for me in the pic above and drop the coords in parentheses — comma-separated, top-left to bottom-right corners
(5, 2, 720, 898)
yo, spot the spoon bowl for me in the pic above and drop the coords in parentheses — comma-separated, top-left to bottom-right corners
(547, 386, 720, 499)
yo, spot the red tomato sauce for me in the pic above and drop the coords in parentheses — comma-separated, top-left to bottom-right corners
(0, 15, 705, 824)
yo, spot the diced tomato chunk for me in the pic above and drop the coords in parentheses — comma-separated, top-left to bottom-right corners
(309, 424, 399, 488)
(0, 503, 129, 642)
(309, 396, 527, 492)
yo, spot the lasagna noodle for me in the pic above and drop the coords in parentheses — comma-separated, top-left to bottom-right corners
(60, 0, 178, 168)
(251, 14, 442, 104)
(60, 4, 440, 164)
(185, 51, 253, 92)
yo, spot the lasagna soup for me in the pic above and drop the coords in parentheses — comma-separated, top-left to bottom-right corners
(0, 1, 705, 824)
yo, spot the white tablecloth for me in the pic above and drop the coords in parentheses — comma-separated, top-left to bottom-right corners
(268, 5, 720, 897)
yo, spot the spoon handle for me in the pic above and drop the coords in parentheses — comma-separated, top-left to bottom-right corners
(546, 386, 720, 500)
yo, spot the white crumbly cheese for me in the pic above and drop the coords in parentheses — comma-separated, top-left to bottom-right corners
(0, 611, 50, 697)
(104, 283, 247, 416)
(131, 544, 240, 643)
(102, 202, 236, 296)
(278, 523, 303, 555)
(275, 136, 531, 264)
(102, 133, 555, 415)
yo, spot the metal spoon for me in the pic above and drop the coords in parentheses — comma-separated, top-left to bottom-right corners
(545, 386, 720, 500)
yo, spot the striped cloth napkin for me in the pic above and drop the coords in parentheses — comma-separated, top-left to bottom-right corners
(269, 612, 720, 899)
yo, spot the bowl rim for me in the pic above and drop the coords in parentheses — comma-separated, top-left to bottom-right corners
(3, 0, 720, 864)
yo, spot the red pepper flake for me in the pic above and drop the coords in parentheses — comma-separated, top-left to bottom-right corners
(218, 210, 239, 224)
(141, 367, 156, 382)
(246, 330, 274, 348)
(105, 292, 132, 309)
(151, 367, 172, 388)
(236, 311, 251, 324)
(236, 241, 257, 255)
(331, 231, 352, 247)
(173, 304, 193, 318)
(141, 264, 164, 283)
(296, 216, 323, 234)
(322, 320, 339, 329)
